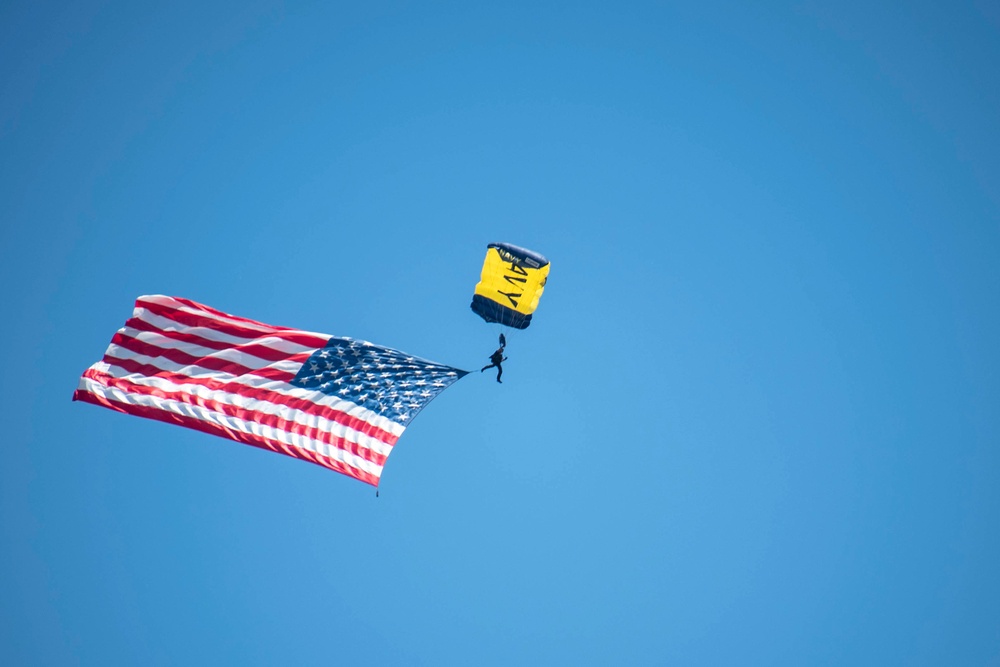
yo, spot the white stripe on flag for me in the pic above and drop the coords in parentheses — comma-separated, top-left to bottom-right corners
(95, 346, 406, 437)
(128, 309, 320, 354)
(86, 371, 397, 457)
(78, 374, 386, 477)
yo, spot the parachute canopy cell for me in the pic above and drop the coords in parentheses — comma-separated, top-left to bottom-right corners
(470, 243, 550, 330)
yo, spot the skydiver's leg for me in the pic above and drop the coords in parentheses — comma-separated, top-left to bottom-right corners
(496, 365, 503, 383)
(481, 363, 494, 373)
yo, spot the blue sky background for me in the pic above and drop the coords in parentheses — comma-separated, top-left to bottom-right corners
(3, 1, 999, 665)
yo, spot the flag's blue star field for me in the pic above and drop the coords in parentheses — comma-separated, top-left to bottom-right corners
(290, 337, 468, 425)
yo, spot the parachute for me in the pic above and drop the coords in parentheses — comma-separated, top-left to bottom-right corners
(470, 243, 550, 330)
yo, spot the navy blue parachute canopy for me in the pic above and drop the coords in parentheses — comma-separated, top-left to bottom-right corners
(470, 242, 551, 330)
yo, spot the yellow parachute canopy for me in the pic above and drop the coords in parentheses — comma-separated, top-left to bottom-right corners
(470, 243, 550, 330)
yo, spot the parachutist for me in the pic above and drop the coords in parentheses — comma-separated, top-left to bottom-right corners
(481, 346, 507, 383)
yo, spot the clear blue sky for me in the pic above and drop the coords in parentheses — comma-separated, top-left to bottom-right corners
(3, 1, 999, 665)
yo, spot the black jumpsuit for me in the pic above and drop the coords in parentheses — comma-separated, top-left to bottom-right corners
(481, 349, 506, 382)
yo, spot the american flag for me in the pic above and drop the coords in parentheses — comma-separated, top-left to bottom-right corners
(73, 295, 468, 487)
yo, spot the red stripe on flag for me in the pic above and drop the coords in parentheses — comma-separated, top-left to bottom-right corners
(124, 316, 306, 362)
(87, 362, 400, 445)
(81, 370, 393, 466)
(108, 331, 310, 378)
(156, 296, 300, 332)
(116, 322, 303, 365)
(72, 387, 382, 486)
(137, 298, 330, 349)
